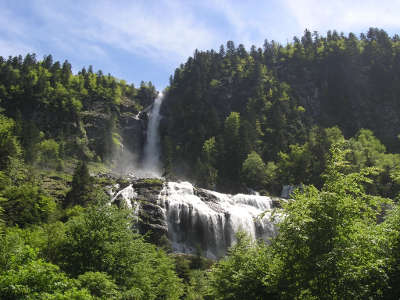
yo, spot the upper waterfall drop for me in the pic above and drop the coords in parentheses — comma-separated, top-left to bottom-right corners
(142, 94, 163, 178)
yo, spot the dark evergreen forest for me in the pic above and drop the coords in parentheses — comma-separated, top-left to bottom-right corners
(161, 28, 400, 196)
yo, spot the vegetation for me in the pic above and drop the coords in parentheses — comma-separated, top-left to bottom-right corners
(0, 54, 157, 165)
(206, 145, 398, 299)
(161, 28, 400, 195)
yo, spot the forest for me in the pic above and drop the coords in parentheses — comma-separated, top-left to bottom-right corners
(0, 28, 400, 299)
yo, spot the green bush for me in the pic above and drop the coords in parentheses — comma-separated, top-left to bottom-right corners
(0, 260, 76, 299)
(1, 184, 55, 227)
(77, 272, 119, 299)
(53, 205, 184, 299)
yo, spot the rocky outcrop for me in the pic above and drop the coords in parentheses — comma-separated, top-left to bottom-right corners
(131, 179, 167, 243)
(81, 96, 147, 163)
(120, 114, 145, 157)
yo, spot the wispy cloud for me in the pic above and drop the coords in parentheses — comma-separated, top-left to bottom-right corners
(87, 1, 218, 65)
(283, 0, 400, 34)
(25, 0, 220, 68)
(0, 39, 35, 58)
(195, 0, 299, 47)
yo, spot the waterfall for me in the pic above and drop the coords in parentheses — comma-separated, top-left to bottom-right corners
(110, 180, 279, 259)
(115, 92, 279, 258)
(141, 94, 163, 177)
(158, 181, 278, 259)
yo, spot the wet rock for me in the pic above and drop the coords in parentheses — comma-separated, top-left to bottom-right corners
(194, 188, 219, 203)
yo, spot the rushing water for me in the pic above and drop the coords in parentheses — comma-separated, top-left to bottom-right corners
(158, 181, 278, 259)
(118, 92, 278, 258)
(141, 94, 163, 177)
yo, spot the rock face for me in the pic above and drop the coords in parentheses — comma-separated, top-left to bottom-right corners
(132, 179, 168, 243)
(120, 113, 146, 158)
(81, 97, 147, 166)
(109, 178, 282, 259)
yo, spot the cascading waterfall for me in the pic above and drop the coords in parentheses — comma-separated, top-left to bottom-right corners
(141, 94, 163, 177)
(113, 92, 279, 258)
(158, 181, 278, 259)
(112, 180, 279, 259)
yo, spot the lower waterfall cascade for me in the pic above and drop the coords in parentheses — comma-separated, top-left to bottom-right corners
(159, 181, 279, 259)
(110, 180, 280, 259)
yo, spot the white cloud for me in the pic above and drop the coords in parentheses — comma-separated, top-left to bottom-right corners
(195, 0, 297, 48)
(0, 39, 35, 58)
(283, 0, 400, 33)
(0, 0, 292, 69)
(87, 1, 217, 64)
(24, 0, 221, 68)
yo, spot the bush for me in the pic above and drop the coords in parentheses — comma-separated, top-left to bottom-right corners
(241, 151, 268, 189)
(53, 205, 184, 299)
(0, 260, 76, 299)
(77, 272, 119, 299)
(1, 184, 55, 227)
(38, 139, 60, 168)
(0, 114, 22, 170)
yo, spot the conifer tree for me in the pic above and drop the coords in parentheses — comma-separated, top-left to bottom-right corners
(65, 161, 93, 207)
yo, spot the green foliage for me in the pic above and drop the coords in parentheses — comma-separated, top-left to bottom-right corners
(2, 33, 400, 300)
(220, 112, 243, 184)
(38, 139, 60, 168)
(277, 126, 344, 188)
(0, 54, 156, 164)
(383, 205, 400, 297)
(241, 151, 268, 189)
(0, 114, 21, 170)
(0, 227, 87, 299)
(65, 161, 94, 207)
(348, 129, 387, 169)
(174, 255, 191, 283)
(161, 40, 306, 191)
(77, 272, 119, 299)
(20, 120, 41, 163)
(184, 270, 209, 300)
(207, 145, 395, 299)
(346, 129, 400, 198)
(0, 206, 4, 233)
(197, 137, 218, 188)
(0, 227, 38, 273)
(41, 288, 93, 300)
(0, 259, 76, 299)
(1, 183, 55, 227)
(52, 205, 184, 299)
(137, 178, 164, 186)
(273, 145, 391, 298)
(208, 232, 278, 300)
(161, 29, 400, 194)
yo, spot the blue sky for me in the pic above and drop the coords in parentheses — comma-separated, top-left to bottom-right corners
(1, 0, 399, 90)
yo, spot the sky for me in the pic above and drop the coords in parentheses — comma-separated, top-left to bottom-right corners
(0, 0, 400, 90)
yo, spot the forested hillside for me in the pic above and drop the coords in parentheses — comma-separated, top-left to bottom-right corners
(0, 54, 156, 166)
(161, 28, 400, 196)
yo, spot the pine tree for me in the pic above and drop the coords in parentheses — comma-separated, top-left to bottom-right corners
(65, 161, 93, 207)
